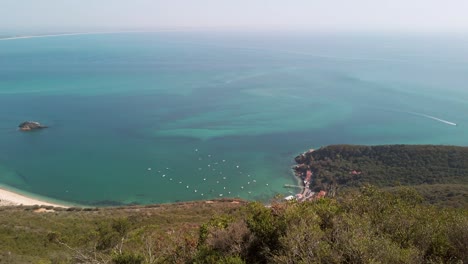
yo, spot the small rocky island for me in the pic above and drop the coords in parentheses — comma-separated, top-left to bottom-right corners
(18, 121, 48, 131)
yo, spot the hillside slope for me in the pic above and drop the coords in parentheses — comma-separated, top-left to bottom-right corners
(1, 188, 466, 263)
(294, 145, 468, 207)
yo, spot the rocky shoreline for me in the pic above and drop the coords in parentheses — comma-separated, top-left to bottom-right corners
(289, 149, 326, 202)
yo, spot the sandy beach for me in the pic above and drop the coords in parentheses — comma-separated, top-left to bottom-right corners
(0, 187, 68, 207)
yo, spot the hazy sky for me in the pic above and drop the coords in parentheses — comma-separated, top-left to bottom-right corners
(2, 0, 468, 33)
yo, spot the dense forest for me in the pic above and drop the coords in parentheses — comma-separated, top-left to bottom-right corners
(0, 187, 467, 263)
(295, 145, 468, 207)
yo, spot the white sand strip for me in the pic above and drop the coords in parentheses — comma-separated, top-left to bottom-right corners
(0, 187, 68, 207)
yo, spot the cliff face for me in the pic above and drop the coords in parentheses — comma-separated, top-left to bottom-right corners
(18, 121, 48, 131)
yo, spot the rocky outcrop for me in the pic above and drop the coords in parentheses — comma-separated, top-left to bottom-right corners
(294, 154, 306, 164)
(18, 121, 48, 131)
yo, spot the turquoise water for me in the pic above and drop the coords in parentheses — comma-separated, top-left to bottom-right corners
(1, 32, 467, 206)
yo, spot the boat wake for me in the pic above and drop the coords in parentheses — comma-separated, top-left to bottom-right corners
(406, 111, 457, 126)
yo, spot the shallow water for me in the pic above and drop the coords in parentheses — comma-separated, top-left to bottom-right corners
(1, 32, 467, 205)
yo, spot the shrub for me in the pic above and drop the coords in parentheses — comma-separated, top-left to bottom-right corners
(112, 252, 143, 264)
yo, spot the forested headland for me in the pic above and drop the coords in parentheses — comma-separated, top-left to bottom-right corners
(294, 145, 468, 208)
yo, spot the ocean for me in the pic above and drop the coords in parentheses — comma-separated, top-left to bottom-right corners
(1, 31, 467, 205)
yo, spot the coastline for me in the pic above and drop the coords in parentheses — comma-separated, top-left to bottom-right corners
(289, 148, 327, 201)
(0, 29, 186, 41)
(0, 149, 311, 208)
(0, 186, 69, 208)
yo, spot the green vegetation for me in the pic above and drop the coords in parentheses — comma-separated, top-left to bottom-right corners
(1, 144, 467, 263)
(198, 187, 467, 264)
(296, 145, 468, 207)
(0, 188, 466, 263)
(0, 200, 245, 263)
